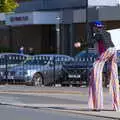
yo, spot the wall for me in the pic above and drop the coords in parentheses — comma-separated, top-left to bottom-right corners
(15, 0, 86, 12)
(11, 25, 56, 53)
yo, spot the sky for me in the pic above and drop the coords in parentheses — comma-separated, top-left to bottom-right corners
(108, 29, 120, 50)
(88, 0, 120, 50)
(88, 0, 119, 6)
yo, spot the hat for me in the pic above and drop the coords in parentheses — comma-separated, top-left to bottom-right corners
(93, 21, 104, 28)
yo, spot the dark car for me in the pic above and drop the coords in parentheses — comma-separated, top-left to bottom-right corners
(61, 49, 98, 86)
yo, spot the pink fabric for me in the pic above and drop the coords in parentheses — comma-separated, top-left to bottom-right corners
(88, 48, 120, 111)
(98, 40, 105, 55)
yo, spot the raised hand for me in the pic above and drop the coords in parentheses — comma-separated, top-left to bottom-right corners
(74, 42, 81, 48)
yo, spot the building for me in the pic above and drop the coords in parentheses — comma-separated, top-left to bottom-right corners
(0, 0, 120, 55)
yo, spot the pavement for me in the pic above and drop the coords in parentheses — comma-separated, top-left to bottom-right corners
(0, 85, 120, 119)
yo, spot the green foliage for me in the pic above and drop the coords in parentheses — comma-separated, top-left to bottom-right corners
(0, 0, 18, 13)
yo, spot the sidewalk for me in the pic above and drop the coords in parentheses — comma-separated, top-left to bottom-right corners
(0, 85, 119, 119)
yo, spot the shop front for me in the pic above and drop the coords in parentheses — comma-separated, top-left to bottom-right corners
(4, 6, 120, 55)
(5, 11, 62, 54)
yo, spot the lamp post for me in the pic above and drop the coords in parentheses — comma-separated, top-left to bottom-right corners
(86, 0, 88, 43)
(85, 0, 89, 86)
(56, 16, 60, 54)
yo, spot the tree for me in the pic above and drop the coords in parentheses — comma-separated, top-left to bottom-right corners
(0, 0, 18, 13)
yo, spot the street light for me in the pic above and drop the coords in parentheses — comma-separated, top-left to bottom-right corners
(56, 16, 60, 54)
(85, 0, 89, 86)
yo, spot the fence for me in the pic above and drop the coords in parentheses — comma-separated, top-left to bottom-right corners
(0, 54, 74, 86)
(0, 53, 120, 87)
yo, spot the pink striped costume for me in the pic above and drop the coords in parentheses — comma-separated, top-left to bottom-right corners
(75, 21, 120, 111)
(88, 46, 120, 111)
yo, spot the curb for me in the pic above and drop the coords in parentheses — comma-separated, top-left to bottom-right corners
(0, 90, 85, 95)
(0, 90, 109, 96)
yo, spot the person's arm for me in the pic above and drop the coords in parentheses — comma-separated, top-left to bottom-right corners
(74, 36, 97, 50)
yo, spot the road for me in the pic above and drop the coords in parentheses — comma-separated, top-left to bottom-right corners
(0, 85, 118, 119)
(0, 93, 88, 104)
(0, 105, 113, 120)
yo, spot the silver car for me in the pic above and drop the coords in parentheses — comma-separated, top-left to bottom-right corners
(0, 53, 29, 69)
(0, 53, 29, 83)
(3, 54, 73, 86)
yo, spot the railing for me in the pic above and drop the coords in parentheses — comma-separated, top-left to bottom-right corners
(0, 53, 119, 87)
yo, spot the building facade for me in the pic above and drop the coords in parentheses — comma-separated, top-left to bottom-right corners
(0, 0, 120, 55)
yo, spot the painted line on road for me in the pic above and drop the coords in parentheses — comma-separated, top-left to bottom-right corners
(0, 90, 85, 95)
(0, 90, 109, 96)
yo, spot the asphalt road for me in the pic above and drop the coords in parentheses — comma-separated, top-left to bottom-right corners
(0, 105, 113, 120)
(0, 85, 117, 119)
(0, 85, 112, 107)
(0, 91, 111, 105)
(0, 93, 87, 104)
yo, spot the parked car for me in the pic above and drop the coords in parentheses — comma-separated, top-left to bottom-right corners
(0, 54, 73, 86)
(61, 49, 98, 86)
(61, 49, 120, 87)
(0, 53, 30, 84)
(0, 53, 29, 69)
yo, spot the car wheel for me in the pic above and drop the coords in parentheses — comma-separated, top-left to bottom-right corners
(32, 73, 43, 86)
